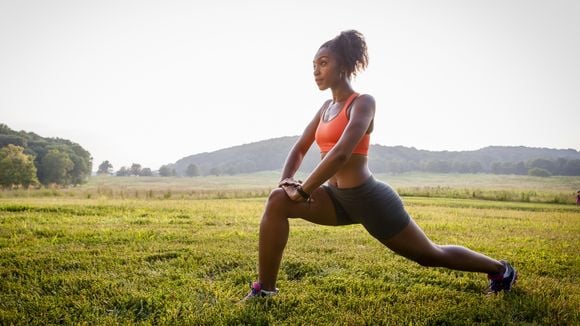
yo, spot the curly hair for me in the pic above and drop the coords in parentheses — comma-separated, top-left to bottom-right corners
(320, 30, 369, 78)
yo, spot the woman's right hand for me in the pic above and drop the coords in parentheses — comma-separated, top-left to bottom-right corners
(278, 177, 302, 188)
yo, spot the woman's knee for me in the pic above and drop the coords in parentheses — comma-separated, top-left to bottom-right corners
(265, 188, 290, 214)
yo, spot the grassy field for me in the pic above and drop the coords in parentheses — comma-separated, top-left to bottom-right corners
(2, 172, 580, 204)
(1, 173, 579, 324)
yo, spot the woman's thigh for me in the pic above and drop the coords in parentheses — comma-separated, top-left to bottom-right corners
(379, 219, 440, 261)
(270, 187, 339, 226)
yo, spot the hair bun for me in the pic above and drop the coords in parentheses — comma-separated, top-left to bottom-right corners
(322, 30, 368, 78)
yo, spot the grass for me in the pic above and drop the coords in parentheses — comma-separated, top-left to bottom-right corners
(390, 172, 580, 204)
(2, 172, 579, 204)
(0, 173, 579, 324)
(1, 190, 579, 324)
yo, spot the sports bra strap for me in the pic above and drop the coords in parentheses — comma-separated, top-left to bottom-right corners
(322, 92, 359, 122)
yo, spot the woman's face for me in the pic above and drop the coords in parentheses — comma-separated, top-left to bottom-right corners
(313, 47, 342, 90)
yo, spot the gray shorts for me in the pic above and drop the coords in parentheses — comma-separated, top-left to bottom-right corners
(322, 175, 411, 240)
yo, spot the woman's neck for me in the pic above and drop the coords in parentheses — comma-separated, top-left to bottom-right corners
(331, 81, 355, 103)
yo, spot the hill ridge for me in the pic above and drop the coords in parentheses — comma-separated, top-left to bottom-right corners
(169, 136, 580, 176)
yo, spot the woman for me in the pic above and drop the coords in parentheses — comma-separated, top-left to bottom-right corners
(244, 30, 516, 300)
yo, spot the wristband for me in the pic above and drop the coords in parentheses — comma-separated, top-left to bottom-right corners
(296, 185, 311, 200)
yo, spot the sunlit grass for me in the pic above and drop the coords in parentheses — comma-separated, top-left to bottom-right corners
(1, 195, 578, 324)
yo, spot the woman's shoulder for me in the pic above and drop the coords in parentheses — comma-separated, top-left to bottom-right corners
(354, 93, 375, 109)
(356, 93, 375, 101)
(318, 99, 333, 112)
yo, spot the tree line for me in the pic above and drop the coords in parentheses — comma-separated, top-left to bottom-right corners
(103, 156, 579, 179)
(162, 157, 579, 177)
(0, 124, 92, 188)
(97, 161, 202, 177)
(368, 157, 580, 177)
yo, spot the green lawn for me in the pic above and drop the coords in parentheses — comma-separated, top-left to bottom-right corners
(1, 193, 578, 324)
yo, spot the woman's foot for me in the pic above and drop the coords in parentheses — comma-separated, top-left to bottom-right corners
(240, 282, 279, 302)
(487, 260, 517, 294)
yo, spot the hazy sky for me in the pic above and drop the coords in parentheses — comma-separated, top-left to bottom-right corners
(1, 0, 579, 171)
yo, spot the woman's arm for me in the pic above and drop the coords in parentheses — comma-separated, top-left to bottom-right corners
(300, 94, 375, 194)
(279, 100, 330, 183)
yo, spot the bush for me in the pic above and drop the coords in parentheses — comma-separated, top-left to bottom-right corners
(528, 167, 552, 177)
(0, 145, 39, 188)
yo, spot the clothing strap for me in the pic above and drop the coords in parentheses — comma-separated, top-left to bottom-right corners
(342, 92, 359, 116)
(322, 92, 359, 122)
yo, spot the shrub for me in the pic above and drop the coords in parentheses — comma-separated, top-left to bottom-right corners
(528, 167, 552, 177)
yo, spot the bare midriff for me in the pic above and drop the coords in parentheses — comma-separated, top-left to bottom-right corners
(322, 153, 372, 189)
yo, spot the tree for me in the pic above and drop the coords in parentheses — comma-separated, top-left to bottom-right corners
(130, 163, 142, 176)
(185, 163, 200, 177)
(67, 143, 92, 184)
(385, 160, 408, 174)
(116, 167, 130, 176)
(159, 165, 175, 177)
(97, 160, 113, 175)
(0, 124, 93, 184)
(491, 162, 522, 175)
(554, 157, 568, 175)
(467, 161, 483, 173)
(68, 151, 91, 184)
(563, 159, 580, 176)
(38, 149, 74, 185)
(513, 162, 528, 175)
(528, 158, 555, 174)
(225, 165, 237, 175)
(209, 166, 221, 176)
(491, 162, 504, 174)
(0, 134, 27, 148)
(424, 160, 451, 173)
(0, 145, 39, 188)
(139, 168, 153, 176)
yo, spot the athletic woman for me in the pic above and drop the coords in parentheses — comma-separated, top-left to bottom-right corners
(243, 30, 516, 300)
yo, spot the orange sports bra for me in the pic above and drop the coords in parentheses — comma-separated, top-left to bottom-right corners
(315, 92, 370, 155)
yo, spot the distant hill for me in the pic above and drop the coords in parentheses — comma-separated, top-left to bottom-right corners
(171, 136, 318, 176)
(169, 136, 580, 176)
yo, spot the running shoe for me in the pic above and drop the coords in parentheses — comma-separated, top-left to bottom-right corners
(241, 282, 279, 301)
(487, 260, 517, 294)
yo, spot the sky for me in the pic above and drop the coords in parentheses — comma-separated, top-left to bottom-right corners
(1, 0, 579, 171)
